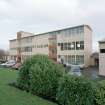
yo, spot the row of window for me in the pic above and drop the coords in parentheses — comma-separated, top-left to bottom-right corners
(21, 37, 32, 43)
(48, 26, 84, 36)
(10, 48, 17, 50)
(100, 49, 105, 53)
(21, 45, 48, 52)
(59, 55, 84, 65)
(21, 47, 32, 52)
(58, 41, 84, 50)
(10, 44, 48, 51)
(11, 41, 84, 52)
(61, 27, 84, 37)
(35, 44, 48, 48)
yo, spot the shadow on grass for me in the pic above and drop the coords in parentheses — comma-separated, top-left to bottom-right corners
(8, 82, 58, 104)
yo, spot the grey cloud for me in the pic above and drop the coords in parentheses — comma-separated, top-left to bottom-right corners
(0, 0, 105, 51)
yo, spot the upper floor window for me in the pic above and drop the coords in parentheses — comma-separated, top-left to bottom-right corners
(76, 41, 84, 50)
(71, 42, 75, 50)
(76, 55, 84, 64)
(61, 43, 63, 51)
(58, 43, 61, 46)
(21, 47, 32, 52)
(64, 43, 68, 50)
(68, 43, 71, 50)
(100, 49, 105, 53)
(58, 41, 84, 51)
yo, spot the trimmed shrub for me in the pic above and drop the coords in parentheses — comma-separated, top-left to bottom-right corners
(29, 56, 65, 99)
(94, 80, 105, 105)
(56, 75, 94, 105)
(17, 55, 65, 99)
(17, 56, 36, 90)
(17, 58, 31, 90)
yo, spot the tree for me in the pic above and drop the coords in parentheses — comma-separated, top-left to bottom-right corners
(0, 49, 5, 59)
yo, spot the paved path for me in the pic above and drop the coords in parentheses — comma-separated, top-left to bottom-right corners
(66, 66, 105, 80)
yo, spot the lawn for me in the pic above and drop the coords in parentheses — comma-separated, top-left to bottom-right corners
(0, 68, 57, 105)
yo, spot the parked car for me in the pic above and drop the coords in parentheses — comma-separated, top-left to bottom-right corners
(66, 63, 85, 69)
(65, 63, 72, 67)
(1, 60, 16, 67)
(68, 65, 82, 76)
(79, 64, 85, 69)
(12, 62, 22, 70)
(0, 59, 6, 64)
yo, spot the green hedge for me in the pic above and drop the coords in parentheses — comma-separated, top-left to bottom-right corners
(30, 62, 64, 99)
(17, 56, 36, 90)
(17, 55, 65, 99)
(56, 75, 94, 105)
(17, 54, 105, 104)
(94, 80, 105, 105)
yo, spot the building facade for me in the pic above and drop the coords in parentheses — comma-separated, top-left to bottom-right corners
(90, 52, 99, 66)
(9, 25, 92, 67)
(99, 39, 105, 76)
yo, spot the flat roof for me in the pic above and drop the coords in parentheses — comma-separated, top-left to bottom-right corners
(99, 38, 105, 43)
(9, 39, 17, 41)
(10, 24, 92, 41)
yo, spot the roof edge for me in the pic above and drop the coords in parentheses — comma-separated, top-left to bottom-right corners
(9, 24, 92, 41)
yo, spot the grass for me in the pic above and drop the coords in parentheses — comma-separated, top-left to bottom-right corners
(0, 68, 57, 105)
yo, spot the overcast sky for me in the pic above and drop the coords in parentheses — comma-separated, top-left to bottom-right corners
(0, 0, 105, 51)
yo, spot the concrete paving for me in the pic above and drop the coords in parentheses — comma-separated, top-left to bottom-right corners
(66, 66, 105, 80)
(82, 66, 105, 80)
(82, 67, 98, 78)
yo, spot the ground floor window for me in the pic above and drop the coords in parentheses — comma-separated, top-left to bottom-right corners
(100, 49, 105, 53)
(76, 55, 84, 64)
(58, 55, 84, 65)
(68, 55, 75, 64)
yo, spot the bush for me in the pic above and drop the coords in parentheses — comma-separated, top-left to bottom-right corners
(17, 56, 36, 90)
(94, 80, 105, 105)
(56, 75, 94, 105)
(17, 55, 65, 99)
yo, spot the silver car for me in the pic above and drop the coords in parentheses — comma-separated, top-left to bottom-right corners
(68, 65, 82, 76)
(1, 60, 16, 67)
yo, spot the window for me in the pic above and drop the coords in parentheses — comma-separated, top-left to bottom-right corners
(58, 43, 61, 46)
(71, 29, 74, 35)
(61, 43, 63, 51)
(100, 49, 105, 53)
(32, 45, 34, 48)
(37, 45, 39, 48)
(76, 41, 80, 50)
(59, 42, 76, 51)
(64, 43, 68, 50)
(34, 45, 36, 48)
(66, 30, 70, 37)
(10, 48, 17, 50)
(76, 55, 84, 64)
(76, 27, 79, 34)
(73, 28, 77, 36)
(22, 37, 32, 43)
(22, 47, 32, 52)
(80, 41, 84, 49)
(57, 31, 61, 34)
(71, 55, 75, 64)
(69, 30, 71, 36)
(76, 41, 84, 50)
(64, 55, 68, 62)
(79, 26, 84, 34)
(40, 45, 43, 48)
(71, 42, 75, 50)
(68, 55, 75, 64)
(59, 42, 84, 51)
(44, 44, 48, 47)
(68, 43, 71, 50)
